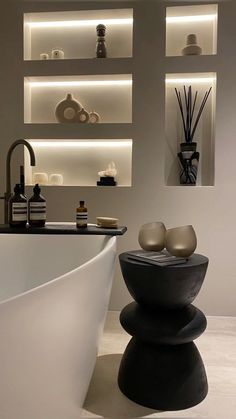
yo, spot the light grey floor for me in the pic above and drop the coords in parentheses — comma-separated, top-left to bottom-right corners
(82, 312, 236, 419)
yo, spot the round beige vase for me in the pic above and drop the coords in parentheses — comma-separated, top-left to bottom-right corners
(165, 225, 197, 258)
(138, 222, 166, 251)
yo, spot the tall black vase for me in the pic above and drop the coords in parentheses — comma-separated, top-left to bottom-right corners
(178, 142, 199, 185)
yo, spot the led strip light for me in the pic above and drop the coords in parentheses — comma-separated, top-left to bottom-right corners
(29, 80, 132, 87)
(29, 140, 132, 148)
(166, 77, 216, 84)
(166, 14, 217, 23)
(28, 18, 133, 28)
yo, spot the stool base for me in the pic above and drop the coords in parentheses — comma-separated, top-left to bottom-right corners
(118, 337, 208, 411)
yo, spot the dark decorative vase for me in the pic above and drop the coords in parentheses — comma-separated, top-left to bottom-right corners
(96, 24, 107, 58)
(178, 142, 199, 185)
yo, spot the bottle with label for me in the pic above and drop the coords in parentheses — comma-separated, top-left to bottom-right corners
(28, 184, 46, 227)
(76, 201, 88, 228)
(9, 184, 27, 227)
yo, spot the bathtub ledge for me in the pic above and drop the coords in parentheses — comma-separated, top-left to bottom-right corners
(0, 224, 127, 236)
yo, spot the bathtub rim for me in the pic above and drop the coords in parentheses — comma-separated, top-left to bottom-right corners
(0, 234, 116, 307)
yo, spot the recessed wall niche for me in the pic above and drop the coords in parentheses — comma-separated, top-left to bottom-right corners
(24, 75, 132, 124)
(24, 139, 133, 187)
(165, 73, 216, 187)
(166, 4, 218, 57)
(24, 9, 133, 60)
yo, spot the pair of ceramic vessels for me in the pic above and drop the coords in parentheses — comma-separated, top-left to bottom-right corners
(138, 222, 197, 258)
(33, 173, 63, 186)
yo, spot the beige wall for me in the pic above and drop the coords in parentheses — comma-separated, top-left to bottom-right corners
(1, 1, 236, 315)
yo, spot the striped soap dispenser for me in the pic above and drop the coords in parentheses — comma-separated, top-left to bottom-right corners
(28, 184, 46, 227)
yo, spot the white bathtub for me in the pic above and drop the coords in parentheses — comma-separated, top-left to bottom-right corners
(0, 233, 116, 419)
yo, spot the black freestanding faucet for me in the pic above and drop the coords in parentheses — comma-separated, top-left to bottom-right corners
(2, 139, 36, 224)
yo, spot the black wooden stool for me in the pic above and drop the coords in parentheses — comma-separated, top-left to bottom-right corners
(118, 252, 209, 411)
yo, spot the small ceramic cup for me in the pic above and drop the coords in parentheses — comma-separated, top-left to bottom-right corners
(49, 174, 63, 186)
(40, 53, 49, 60)
(51, 49, 64, 59)
(165, 225, 197, 258)
(138, 222, 166, 251)
(33, 172, 48, 185)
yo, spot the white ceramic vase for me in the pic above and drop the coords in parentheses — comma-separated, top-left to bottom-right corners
(55, 94, 82, 123)
(182, 34, 202, 56)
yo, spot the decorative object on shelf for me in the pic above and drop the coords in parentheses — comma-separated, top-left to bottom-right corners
(182, 34, 202, 56)
(97, 176, 117, 186)
(138, 222, 166, 252)
(55, 93, 82, 123)
(40, 53, 49, 60)
(89, 111, 101, 123)
(49, 174, 63, 186)
(179, 150, 200, 185)
(97, 161, 117, 185)
(96, 24, 107, 58)
(96, 217, 118, 229)
(51, 48, 65, 59)
(33, 172, 48, 185)
(175, 85, 212, 185)
(165, 225, 197, 258)
(98, 161, 117, 177)
(76, 108, 90, 123)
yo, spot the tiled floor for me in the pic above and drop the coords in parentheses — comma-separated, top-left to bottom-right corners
(82, 311, 236, 419)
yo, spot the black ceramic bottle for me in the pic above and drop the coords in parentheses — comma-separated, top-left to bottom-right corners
(28, 184, 46, 227)
(96, 24, 107, 58)
(9, 183, 27, 227)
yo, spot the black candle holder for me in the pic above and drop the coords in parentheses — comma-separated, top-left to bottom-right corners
(97, 176, 117, 186)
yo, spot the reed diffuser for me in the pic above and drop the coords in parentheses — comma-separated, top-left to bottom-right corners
(175, 85, 212, 185)
(175, 85, 212, 151)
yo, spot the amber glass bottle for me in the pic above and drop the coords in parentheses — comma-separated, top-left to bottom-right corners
(76, 201, 88, 228)
(9, 183, 27, 227)
(28, 184, 46, 227)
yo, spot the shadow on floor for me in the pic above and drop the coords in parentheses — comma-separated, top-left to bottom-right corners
(82, 353, 161, 418)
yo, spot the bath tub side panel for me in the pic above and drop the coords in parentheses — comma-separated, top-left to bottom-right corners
(0, 236, 116, 419)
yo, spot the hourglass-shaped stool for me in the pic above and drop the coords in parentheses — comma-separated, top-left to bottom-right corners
(118, 252, 209, 411)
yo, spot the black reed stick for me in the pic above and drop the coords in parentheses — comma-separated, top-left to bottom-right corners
(175, 88, 187, 139)
(190, 87, 212, 141)
(175, 85, 212, 143)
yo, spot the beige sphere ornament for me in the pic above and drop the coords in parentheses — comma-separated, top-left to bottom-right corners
(138, 222, 166, 251)
(165, 225, 197, 258)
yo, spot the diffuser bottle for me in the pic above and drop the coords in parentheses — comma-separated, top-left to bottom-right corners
(76, 201, 88, 228)
(28, 184, 46, 227)
(9, 183, 27, 227)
